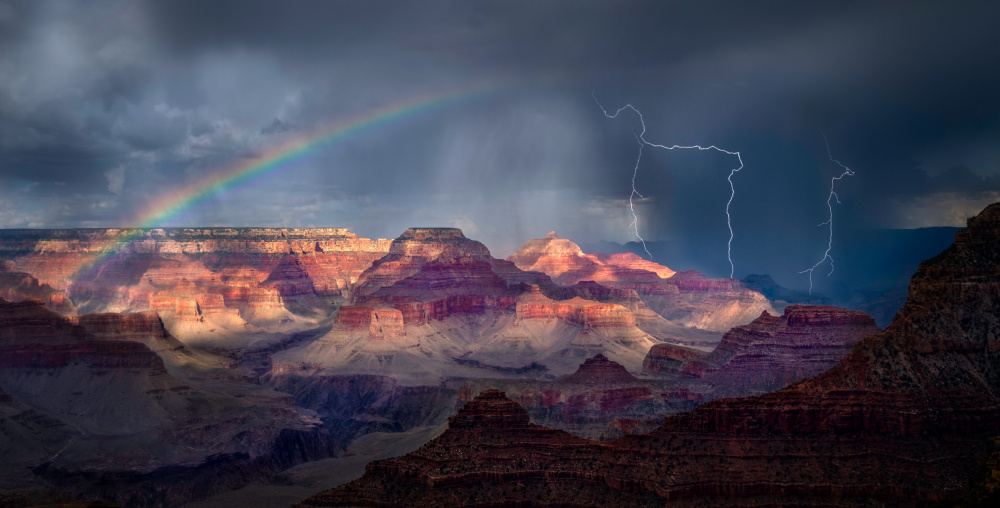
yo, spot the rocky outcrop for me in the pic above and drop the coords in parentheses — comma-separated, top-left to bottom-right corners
(515, 286, 635, 329)
(351, 228, 489, 299)
(641, 270, 776, 332)
(335, 306, 406, 341)
(296, 203, 1000, 506)
(561, 354, 638, 384)
(594, 252, 676, 278)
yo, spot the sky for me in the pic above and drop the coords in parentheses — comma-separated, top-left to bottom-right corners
(1, 0, 999, 289)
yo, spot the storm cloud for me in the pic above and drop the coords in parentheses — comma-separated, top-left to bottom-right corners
(1, 0, 999, 290)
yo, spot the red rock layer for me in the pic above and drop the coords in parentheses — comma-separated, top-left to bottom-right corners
(514, 286, 637, 330)
(0, 228, 390, 318)
(297, 203, 1000, 507)
(351, 228, 494, 300)
(335, 306, 406, 340)
(594, 252, 675, 279)
(343, 228, 621, 328)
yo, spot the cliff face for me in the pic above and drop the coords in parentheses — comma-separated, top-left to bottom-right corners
(0, 228, 389, 293)
(342, 228, 522, 325)
(0, 228, 391, 342)
(297, 202, 1000, 507)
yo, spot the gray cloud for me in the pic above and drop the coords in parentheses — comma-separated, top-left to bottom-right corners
(1, 0, 999, 290)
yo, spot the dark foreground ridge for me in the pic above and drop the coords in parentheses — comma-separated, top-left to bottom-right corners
(296, 202, 1000, 506)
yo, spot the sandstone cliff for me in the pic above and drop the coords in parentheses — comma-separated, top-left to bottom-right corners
(507, 231, 674, 284)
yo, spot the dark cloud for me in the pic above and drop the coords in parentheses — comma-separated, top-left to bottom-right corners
(1, 0, 999, 290)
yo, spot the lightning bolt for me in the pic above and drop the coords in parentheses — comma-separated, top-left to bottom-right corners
(799, 132, 855, 294)
(594, 93, 745, 278)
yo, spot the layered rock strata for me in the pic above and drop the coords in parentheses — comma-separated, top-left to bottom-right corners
(274, 228, 666, 384)
(297, 202, 1000, 507)
(508, 232, 773, 334)
(0, 228, 391, 340)
(676, 305, 881, 396)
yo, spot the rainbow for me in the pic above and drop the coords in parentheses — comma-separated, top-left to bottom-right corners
(71, 81, 501, 278)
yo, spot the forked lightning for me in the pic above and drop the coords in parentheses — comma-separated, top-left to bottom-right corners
(594, 93, 745, 278)
(799, 133, 855, 294)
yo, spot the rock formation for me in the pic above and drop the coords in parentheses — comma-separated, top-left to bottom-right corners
(296, 202, 1000, 507)
(676, 305, 881, 396)
(0, 228, 391, 343)
(507, 231, 674, 284)
(458, 306, 877, 441)
(0, 261, 76, 314)
(508, 232, 774, 335)
(274, 229, 667, 384)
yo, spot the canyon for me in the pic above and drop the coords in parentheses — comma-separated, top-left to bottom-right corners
(270, 227, 688, 384)
(0, 228, 392, 345)
(296, 202, 1000, 506)
(0, 225, 896, 506)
